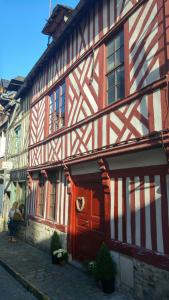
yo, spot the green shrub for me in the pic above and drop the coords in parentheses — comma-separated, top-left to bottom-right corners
(88, 261, 97, 276)
(50, 231, 62, 255)
(95, 243, 117, 281)
(83, 261, 97, 276)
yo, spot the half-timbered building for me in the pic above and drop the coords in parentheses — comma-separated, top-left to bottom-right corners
(0, 79, 9, 230)
(16, 0, 169, 296)
(3, 76, 28, 224)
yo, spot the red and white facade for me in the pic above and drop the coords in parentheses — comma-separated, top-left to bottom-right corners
(20, 0, 169, 291)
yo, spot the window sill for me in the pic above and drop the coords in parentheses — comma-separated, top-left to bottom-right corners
(48, 126, 65, 138)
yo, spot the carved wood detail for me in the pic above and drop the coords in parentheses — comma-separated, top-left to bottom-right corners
(64, 165, 72, 195)
(40, 169, 48, 179)
(98, 158, 110, 194)
(27, 172, 32, 190)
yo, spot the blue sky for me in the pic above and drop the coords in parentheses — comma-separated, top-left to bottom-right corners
(0, 0, 79, 80)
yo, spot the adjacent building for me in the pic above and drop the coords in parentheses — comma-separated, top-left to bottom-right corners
(15, 0, 169, 297)
(0, 78, 9, 229)
(0, 77, 26, 228)
(4, 77, 28, 212)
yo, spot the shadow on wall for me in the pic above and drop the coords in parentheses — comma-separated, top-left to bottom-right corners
(7, 167, 169, 300)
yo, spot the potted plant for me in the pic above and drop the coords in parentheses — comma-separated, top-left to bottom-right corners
(50, 231, 68, 265)
(94, 243, 117, 294)
(83, 260, 97, 276)
(52, 248, 68, 266)
(50, 231, 62, 264)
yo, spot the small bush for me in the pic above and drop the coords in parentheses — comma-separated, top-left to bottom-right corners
(50, 231, 62, 255)
(83, 261, 97, 276)
(88, 261, 97, 276)
(95, 243, 117, 281)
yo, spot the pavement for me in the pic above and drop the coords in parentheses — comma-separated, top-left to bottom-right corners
(0, 232, 131, 300)
(0, 265, 37, 300)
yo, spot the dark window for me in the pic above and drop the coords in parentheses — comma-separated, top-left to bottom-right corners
(38, 176, 45, 217)
(48, 175, 56, 220)
(107, 30, 124, 104)
(49, 93, 55, 133)
(14, 125, 21, 153)
(49, 81, 65, 134)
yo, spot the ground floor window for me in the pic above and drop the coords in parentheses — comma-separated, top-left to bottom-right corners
(11, 181, 26, 218)
(31, 170, 68, 227)
(38, 175, 45, 217)
(48, 174, 56, 220)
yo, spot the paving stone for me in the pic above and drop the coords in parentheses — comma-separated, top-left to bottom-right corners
(0, 265, 36, 300)
(0, 232, 131, 300)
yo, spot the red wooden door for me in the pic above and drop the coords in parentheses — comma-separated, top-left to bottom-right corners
(74, 182, 105, 261)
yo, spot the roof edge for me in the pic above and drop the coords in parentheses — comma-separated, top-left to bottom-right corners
(16, 0, 94, 99)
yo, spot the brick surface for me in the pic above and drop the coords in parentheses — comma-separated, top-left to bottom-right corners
(0, 232, 131, 300)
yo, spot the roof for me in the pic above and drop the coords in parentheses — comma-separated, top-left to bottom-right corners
(0, 113, 8, 128)
(7, 77, 24, 92)
(0, 79, 9, 89)
(16, 0, 95, 99)
(14, 76, 25, 82)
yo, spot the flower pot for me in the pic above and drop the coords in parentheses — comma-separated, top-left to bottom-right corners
(52, 254, 58, 264)
(101, 279, 115, 294)
(58, 260, 66, 266)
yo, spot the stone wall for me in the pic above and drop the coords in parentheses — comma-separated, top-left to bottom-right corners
(0, 216, 5, 232)
(18, 219, 169, 299)
(111, 251, 169, 300)
(21, 219, 67, 254)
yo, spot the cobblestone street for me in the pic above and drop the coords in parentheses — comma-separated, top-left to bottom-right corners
(0, 232, 131, 300)
(0, 265, 36, 300)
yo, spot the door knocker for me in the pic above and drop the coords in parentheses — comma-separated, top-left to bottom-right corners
(76, 197, 85, 212)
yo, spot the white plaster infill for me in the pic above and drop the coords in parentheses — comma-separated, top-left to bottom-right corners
(106, 149, 167, 170)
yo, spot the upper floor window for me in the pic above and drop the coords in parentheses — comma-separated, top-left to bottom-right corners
(106, 30, 124, 105)
(49, 82, 65, 134)
(14, 125, 21, 153)
(0, 131, 5, 157)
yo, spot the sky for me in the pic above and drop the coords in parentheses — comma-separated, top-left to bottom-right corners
(0, 0, 79, 81)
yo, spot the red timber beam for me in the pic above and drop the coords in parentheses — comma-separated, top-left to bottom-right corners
(30, 0, 148, 108)
(98, 158, 111, 242)
(98, 158, 110, 194)
(164, 0, 169, 72)
(28, 129, 169, 173)
(27, 172, 33, 191)
(107, 239, 169, 272)
(63, 164, 75, 256)
(161, 75, 169, 168)
(40, 169, 48, 179)
(29, 76, 167, 150)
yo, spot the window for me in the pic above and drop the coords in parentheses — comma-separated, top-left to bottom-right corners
(49, 82, 65, 134)
(107, 30, 124, 104)
(38, 176, 45, 217)
(14, 125, 21, 153)
(48, 174, 56, 220)
(0, 131, 5, 157)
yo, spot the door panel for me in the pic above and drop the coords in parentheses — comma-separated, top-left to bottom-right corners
(75, 182, 105, 261)
(91, 184, 104, 233)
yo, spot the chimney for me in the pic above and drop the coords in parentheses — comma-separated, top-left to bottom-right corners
(42, 5, 73, 41)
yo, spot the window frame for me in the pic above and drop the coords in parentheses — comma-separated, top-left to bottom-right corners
(106, 29, 125, 105)
(47, 174, 57, 221)
(49, 81, 66, 134)
(14, 125, 21, 154)
(37, 175, 45, 217)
